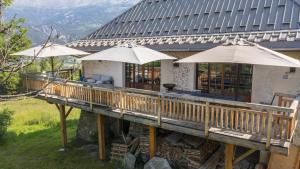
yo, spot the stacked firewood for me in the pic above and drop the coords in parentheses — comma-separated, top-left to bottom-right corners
(110, 143, 130, 161)
(157, 139, 183, 161)
(184, 141, 220, 169)
(110, 135, 140, 161)
(156, 137, 188, 168)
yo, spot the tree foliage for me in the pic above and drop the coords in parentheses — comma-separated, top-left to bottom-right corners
(0, 0, 31, 94)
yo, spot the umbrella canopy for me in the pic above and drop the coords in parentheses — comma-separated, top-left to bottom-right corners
(177, 39, 300, 68)
(11, 43, 89, 58)
(11, 43, 89, 76)
(79, 43, 176, 65)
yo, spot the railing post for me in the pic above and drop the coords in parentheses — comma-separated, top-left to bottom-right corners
(205, 101, 210, 137)
(64, 83, 68, 104)
(120, 90, 124, 115)
(89, 85, 93, 110)
(157, 95, 161, 126)
(266, 111, 273, 150)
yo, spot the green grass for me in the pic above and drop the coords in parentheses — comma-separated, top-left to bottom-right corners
(0, 99, 114, 169)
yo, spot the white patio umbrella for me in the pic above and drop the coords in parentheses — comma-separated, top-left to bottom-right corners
(12, 43, 89, 76)
(79, 43, 176, 65)
(177, 39, 300, 68)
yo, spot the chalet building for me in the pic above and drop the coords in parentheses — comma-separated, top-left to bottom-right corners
(25, 0, 300, 169)
(69, 0, 300, 105)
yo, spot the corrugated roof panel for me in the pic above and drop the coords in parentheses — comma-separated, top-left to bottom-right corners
(226, 0, 235, 11)
(290, 0, 300, 29)
(275, 5, 286, 29)
(283, 0, 293, 24)
(259, 5, 271, 30)
(264, 0, 272, 8)
(251, 0, 259, 9)
(240, 0, 252, 27)
(267, 0, 279, 25)
(215, 0, 223, 13)
(205, 0, 214, 14)
(278, 0, 286, 6)
(193, 0, 208, 32)
(253, 0, 265, 26)
(205, 0, 219, 30)
(238, 0, 246, 11)
(86, 0, 300, 40)
(215, 0, 228, 28)
(227, 0, 239, 28)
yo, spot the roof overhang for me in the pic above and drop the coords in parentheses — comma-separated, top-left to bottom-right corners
(67, 29, 300, 52)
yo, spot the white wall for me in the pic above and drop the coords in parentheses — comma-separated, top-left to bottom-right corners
(252, 66, 300, 104)
(82, 61, 125, 87)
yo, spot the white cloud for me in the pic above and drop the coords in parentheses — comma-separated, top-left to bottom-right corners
(13, 0, 140, 9)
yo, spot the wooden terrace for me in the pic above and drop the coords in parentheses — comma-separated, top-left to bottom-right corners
(23, 75, 299, 159)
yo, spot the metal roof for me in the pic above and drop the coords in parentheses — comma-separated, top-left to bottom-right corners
(86, 0, 300, 40)
(69, 0, 300, 51)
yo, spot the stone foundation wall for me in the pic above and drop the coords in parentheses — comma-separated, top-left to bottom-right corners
(76, 110, 121, 143)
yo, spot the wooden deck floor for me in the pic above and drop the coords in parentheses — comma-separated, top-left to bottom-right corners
(40, 94, 290, 155)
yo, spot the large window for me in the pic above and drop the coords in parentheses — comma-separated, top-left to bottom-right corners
(196, 64, 253, 102)
(125, 62, 161, 91)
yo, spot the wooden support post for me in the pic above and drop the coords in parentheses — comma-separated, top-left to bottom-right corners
(149, 126, 156, 159)
(97, 114, 106, 160)
(259, 150, 270, 166)
(225, 144, 234, 169)
(205, 102, 210, 137)
(59, 105, 67, 148)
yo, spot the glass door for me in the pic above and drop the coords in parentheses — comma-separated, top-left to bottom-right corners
(125, 62, 161, 91)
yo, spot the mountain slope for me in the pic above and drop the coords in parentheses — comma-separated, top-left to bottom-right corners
(5, 3, 134, 45)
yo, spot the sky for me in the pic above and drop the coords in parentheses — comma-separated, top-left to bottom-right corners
(12, 0, 140, 9)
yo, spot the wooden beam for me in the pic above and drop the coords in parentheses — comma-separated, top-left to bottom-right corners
(233, 149, 256, 164)
(59, 105, 67, 148)
(225, 144, 234, 169)
(97, 114, 105, 160)
(65, 107, 73, 118)
(149, 126, 156, 159)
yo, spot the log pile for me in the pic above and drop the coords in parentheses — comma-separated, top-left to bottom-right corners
(185, 141, 220, 169)
(110, 137, 140, 161)
(157, 139, 184, 162)
(110, 143, 130, 161)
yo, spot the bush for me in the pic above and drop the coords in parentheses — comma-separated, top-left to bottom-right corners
(0, 109, 13, 139)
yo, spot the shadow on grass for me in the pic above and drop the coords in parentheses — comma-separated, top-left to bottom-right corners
(0, 119, 114, 169)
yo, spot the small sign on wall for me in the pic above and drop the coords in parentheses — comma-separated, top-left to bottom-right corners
(282, 74, 289, 80)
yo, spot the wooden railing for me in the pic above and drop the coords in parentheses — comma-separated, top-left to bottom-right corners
(23, 76, 299, 147)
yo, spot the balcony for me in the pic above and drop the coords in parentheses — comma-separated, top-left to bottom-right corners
(22, 75, 299, 155)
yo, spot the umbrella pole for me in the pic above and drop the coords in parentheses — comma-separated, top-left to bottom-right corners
(51, 56, 54, 77)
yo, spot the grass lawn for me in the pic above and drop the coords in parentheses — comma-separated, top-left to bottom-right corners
(0, 99, 114, 169)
